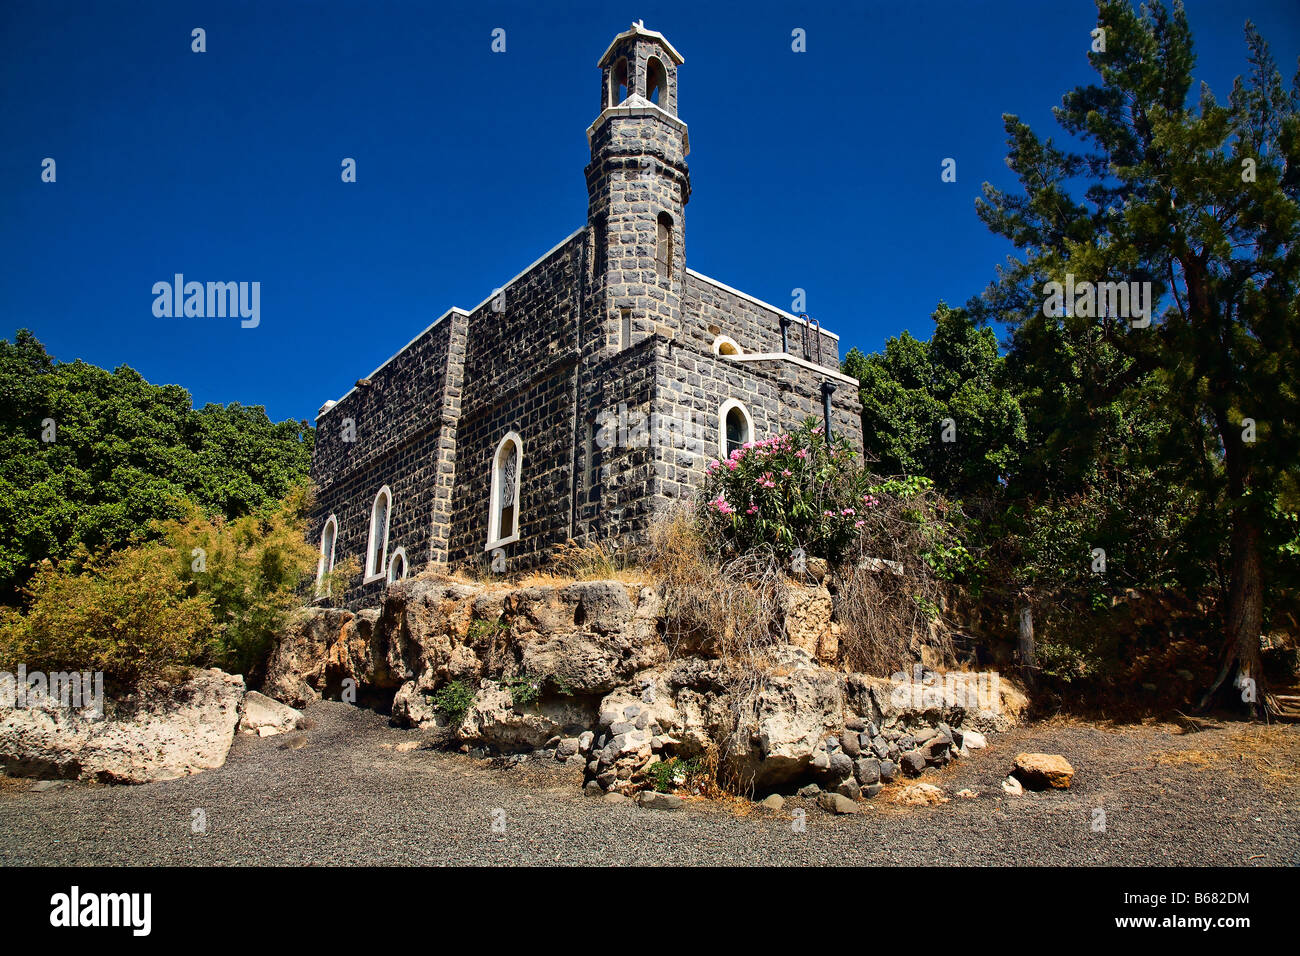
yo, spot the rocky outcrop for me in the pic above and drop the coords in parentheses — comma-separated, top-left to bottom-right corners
(783, 583, 838, 666)
(264, 571, 1026, 798)
(258, 608, 379, 707)
(0, 668, 245, 784)
(457, 681, 597, 751)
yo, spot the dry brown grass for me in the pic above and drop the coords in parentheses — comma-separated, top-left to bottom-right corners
(1155, 723, 1300, 787)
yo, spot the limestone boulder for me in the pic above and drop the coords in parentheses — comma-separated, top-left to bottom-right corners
(457, 681, 597, 752)
(732, 647, 846, 788)
(391, 679, 440, 728)
(239, 691, 305, 736)
(0, 668, 245, 784)
(1012, 752, 1075, 790)
(783, 582, 838, 666)
(509, 582, 667, 694)
(263, 607, 353, 707)
(381, 578, 485, 688)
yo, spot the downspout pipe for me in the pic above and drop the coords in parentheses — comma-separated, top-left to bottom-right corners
(820, 381, 836, 446)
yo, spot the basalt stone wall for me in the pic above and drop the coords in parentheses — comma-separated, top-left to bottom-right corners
(575, 336, 662, 543)
(683, 271, 840, 367)
(585, 108, 689, 353)
(311, 312, 462, 608)
(446, 234, 586, 568)
(652, 341, 864, 510)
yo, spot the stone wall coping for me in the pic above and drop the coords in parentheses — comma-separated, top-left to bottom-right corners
(684, 268, 841, 341)
(317, 227, 585, 418)
(586, 100, 690, 153)
(724, 351, 860, 388)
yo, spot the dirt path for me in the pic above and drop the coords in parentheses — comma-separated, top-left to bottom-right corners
(0, 702, 1295, 866)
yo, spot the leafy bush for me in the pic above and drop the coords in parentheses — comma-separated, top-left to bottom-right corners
(0, 330, 314, 604)
(163, 484, 318, 678)
(0, 486, 317, 686)
(430, 680, 474, 726)
(697, 418, 871, 564)
(0, 543, 214, 687)
(647, 756, 703, 793)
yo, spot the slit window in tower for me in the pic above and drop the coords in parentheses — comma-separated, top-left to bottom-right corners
(656, 212, 672, 279)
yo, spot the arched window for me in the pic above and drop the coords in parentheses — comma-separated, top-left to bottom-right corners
(646, 56, 667, 105)
(365, 486, 391, 580)
(718, 400, 753, 459)
(611, 58, 629, 106)
(387, 546, 408, 584)
(315, 514, 338, 596)
(656, 212, 673, 279)
(488, 432, 522, 548)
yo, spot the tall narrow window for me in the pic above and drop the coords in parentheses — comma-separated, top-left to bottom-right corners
(656, 212, 673, 279)
(718, 400, 753, 459)
(365, 486, 391, 580)
(611, 58, 629, 105)
(620, 308, 632, 350)
(315, 515, 338, 596)
(488, 432, 523, 548)
(646, 56, 666, 105)
(591, 215, 608, 282)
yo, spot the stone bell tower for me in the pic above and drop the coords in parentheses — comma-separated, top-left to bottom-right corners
(585, 22, 690, 349)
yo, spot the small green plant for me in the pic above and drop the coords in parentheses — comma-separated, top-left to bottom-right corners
(467, 618, 509, 641)
(548, 671, 575, 697)
(647, 756, 702, 793)
(430, 680, 475, 726)
(502, 673, 542, 708)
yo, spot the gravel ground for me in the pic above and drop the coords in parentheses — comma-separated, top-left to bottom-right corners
(1, 701, 1295, 866)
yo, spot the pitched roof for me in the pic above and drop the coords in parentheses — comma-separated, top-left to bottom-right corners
(597, 22, 684, 67)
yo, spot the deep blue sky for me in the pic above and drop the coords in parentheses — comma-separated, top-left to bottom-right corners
(3, 0, 1297, 424)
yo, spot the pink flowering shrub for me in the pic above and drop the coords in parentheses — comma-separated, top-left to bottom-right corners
(698, 419, 873, 563)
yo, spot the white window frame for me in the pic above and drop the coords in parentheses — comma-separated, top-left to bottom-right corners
(712, 335, 743, 357)
(486, 431, 523, 551)
(363, 485, 392, 583)
(718, 399, 753, 459)
(386, 546, 409, 584)
(315, 514, 338, 597)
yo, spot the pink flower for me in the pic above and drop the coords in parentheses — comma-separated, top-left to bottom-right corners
(862, 494, 879, 508)
(854, 520, 865, 528)
(841, 508, 855, 516)
(781, 469, 792, 478)
(823, 510, 834, 517)
(709, 497, 735, 516)
(796, 449, 808, 460)
(757, 472, 776, 489)
(746, 504, 759, 515)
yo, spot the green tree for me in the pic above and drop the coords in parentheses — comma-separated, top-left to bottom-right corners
(0, 331, 314, 603)
(842, 304, 1027, 500)
(973, 0, 1300, 712)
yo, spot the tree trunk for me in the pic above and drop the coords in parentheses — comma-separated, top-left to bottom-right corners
(1018, 599, 1036, 688)
(1198, 402, 1266, 716)
(1200, 516, 1265, 715)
